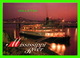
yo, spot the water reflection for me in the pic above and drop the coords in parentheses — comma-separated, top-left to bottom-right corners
(75, 28, 77, 42)
(61, 44, 66, 55)
(50, 43, 56, 51)
(67, 28, 70, 36)
(56, 44, 61, 53)
(65, 28, 77, 55)
(49, 43, 66, 55)
(49, 28, 77, 55)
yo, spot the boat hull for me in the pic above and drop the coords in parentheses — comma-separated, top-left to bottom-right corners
(20, 32, 70, 45)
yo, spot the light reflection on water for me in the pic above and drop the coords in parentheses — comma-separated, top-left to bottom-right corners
(75, 28, 77, 42)
(67, 28, 70, 36)
(49, 43, 66, 55)
(65, 28, 77, 55)
(49, 28, 77, 55)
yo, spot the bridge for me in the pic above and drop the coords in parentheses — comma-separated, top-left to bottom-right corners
(3, 17, 43, 24)
(3, 17, 77, 27)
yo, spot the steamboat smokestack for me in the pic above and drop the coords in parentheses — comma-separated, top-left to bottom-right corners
(45, 17, 49, 25)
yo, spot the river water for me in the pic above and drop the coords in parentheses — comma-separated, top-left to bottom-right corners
(64, 28, 77, 55)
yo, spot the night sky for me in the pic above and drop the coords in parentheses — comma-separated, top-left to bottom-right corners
(3, 3, 77, 21)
